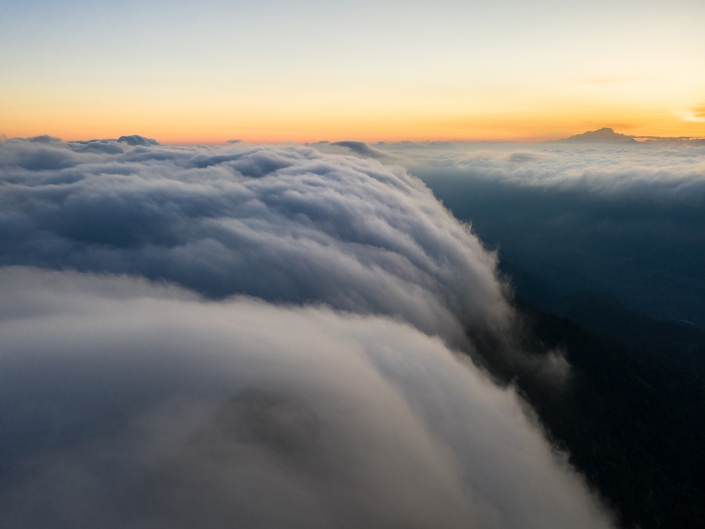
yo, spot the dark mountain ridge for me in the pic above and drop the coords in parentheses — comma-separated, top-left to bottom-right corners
(481, 262, 705, 529)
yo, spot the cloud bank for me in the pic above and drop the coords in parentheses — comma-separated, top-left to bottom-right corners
(0, 137, 508, 345)
(0, 267, 613, 529)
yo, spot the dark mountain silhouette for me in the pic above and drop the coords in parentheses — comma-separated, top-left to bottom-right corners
(484, 261, 705, 529)
(498, 259, 563, 307)
(553, 127, 637, 143)
(553, 291, 705, 358)
(499, 260, 705, 358)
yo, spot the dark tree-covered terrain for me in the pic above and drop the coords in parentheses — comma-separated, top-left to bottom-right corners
(477, 294, 705, 529)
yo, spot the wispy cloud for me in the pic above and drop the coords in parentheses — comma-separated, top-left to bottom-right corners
(676, 109, 705, 123)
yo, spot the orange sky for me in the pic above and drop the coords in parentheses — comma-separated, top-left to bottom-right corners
(3, 91, 703, 144)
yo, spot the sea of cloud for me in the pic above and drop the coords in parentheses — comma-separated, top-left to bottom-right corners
(321, 140, 705, 325)
(0, 137, 614, 528)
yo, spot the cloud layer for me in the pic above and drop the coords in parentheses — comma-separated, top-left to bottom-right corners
(0, 137, 509, 345)
(0, 267, 613, 529)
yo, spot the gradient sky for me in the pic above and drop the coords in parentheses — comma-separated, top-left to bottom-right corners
(1, 0, 704, 143)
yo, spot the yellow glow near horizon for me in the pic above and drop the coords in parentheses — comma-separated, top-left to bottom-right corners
(3, 90, 703, 144)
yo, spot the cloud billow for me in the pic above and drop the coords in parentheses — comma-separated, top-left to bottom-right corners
(0, 138, 508, 343)
(0, 138, 615, 528)
(0, 268, 613, 529)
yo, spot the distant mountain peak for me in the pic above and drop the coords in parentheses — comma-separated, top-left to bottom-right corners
(117, 135, 159, 146)
(557, 127, 637, 144)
